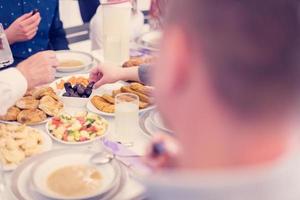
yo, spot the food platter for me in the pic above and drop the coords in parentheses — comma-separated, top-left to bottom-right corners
(0, 86, 63, 126)
(0, 123, 53, 171)
(45, 112, 108, 145)
(10, 149, 125, 200)
(55, 50, 94, 73)
(87, 82, 155, 117)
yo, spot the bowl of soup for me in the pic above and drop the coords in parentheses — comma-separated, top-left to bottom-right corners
(31, 151, 120, 200)
(56, 50, 94, 73)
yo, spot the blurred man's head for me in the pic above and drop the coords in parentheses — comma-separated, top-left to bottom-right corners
(153, 0, 299, 168)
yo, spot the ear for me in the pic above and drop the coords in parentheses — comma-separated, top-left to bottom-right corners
(154, 26, 193, 97)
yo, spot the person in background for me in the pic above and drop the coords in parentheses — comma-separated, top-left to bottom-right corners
(0, 51, 58, 115)
(143, 0, 299, 200)
(0, 0, 69, 65)
(89, 0, 144, 50)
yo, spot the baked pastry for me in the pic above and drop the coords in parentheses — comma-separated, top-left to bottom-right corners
(17, 109, 47, 125)
(121, 86, 154, 104)
(112, 89, 122, 97)
(91, 96, 115, 113)
(16, 96, 39, 110)
(102, 94, 115, 104)
(0, 106, 21, 121)
(32, 87, 55, 100)
(38, 95, 63, 116)
(130, 83, 154, 96)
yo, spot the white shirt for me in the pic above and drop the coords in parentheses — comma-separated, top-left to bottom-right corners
(90, 6, 144, 50)
(0, 68, 27, 115)
(144, 140, 300, 200)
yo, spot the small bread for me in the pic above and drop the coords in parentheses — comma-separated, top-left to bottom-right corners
(39, 95, 63, 116)
(17, 109, 47, 125)
(0, 106, 21, 121)
(16, 96, 39, 110)
(32, 87, 55, 100)
(121, 86, 154, 104)
(91, 96, 115, 113)
(102, 94, 115, 104)
(130, 83, 154, 96)
(112, 89, 122, 97)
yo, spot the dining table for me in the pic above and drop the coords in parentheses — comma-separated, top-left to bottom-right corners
(2, 48, 160, 200)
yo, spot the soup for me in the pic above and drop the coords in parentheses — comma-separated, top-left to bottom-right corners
(59, 60, 84, 68)
(47, 165, 102, 198)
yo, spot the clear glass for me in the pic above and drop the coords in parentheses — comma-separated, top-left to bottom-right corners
(0, 23, 14, 68)
(0, 163, 7, 199)
(101, 2, 131, 65)
(115, 93, 139, 144)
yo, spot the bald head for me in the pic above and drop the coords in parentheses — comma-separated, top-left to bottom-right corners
(165, 0, 300, 115)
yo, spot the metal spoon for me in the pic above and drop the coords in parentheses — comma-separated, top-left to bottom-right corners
(90, 151, 142, 165)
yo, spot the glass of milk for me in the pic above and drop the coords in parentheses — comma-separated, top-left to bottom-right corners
(100, 0, 131, 66)
(0, 23, 14, 68)
(115, 93, 139, 144)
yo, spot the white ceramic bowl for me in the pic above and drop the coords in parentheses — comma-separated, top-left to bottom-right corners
(31, 151, 119, 200)
(55, 50, 94, 72)
(59, 95, 90, 108)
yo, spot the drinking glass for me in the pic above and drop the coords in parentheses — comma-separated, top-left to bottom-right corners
(0, 23, 14, 68)
(115, 93, 139, 144)
(0, 163, 7, 199)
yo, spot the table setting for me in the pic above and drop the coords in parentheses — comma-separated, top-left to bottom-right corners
(0, 43, 170, 199)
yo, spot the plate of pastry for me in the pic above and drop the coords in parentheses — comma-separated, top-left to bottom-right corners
(0, 86, 64, 126)
(0, 123, 53, 171)
(87, 82, 155, 117)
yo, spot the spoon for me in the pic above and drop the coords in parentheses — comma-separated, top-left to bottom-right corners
(90, 151, 142, 165)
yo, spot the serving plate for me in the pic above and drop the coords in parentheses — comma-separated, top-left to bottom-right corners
(86, 82, 155, 117)
(45, 120, 108, 146)
(2, 128, 53, 171)
(55, 50, 94, 73)
(10, 149, 125, 200)
(135, 31, 162, 52)
(149, 111, 172, 133)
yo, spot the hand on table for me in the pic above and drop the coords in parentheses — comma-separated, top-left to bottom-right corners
(143, 134, 180, 170)
(5, 11, 41, 45)
(17, 51, 59, 89)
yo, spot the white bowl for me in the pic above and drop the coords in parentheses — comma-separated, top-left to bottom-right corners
(31, 151, 120, 200)
(59, 95, 90, 108)
(55, 50, 94, 73)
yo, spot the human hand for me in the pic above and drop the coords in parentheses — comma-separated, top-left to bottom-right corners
(143, 134, 179, 170)
(89, 64, 123, 89)
(5, 11, 41, 45)
(17, 51, 59, 89)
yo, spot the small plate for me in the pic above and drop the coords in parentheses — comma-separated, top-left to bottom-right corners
(2, 128, 53, 171)
(149, 111, 172, 133)
(31, 151, 120, 200)
(135, 31, 162, 52)
(86, 82, 155, 117)
(56, 50, 94, 72)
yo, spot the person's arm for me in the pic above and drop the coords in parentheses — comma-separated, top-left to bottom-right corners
(0, 68, 27, 115)
(48, 2, 69, 50)
(90, 65, 149, 88)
